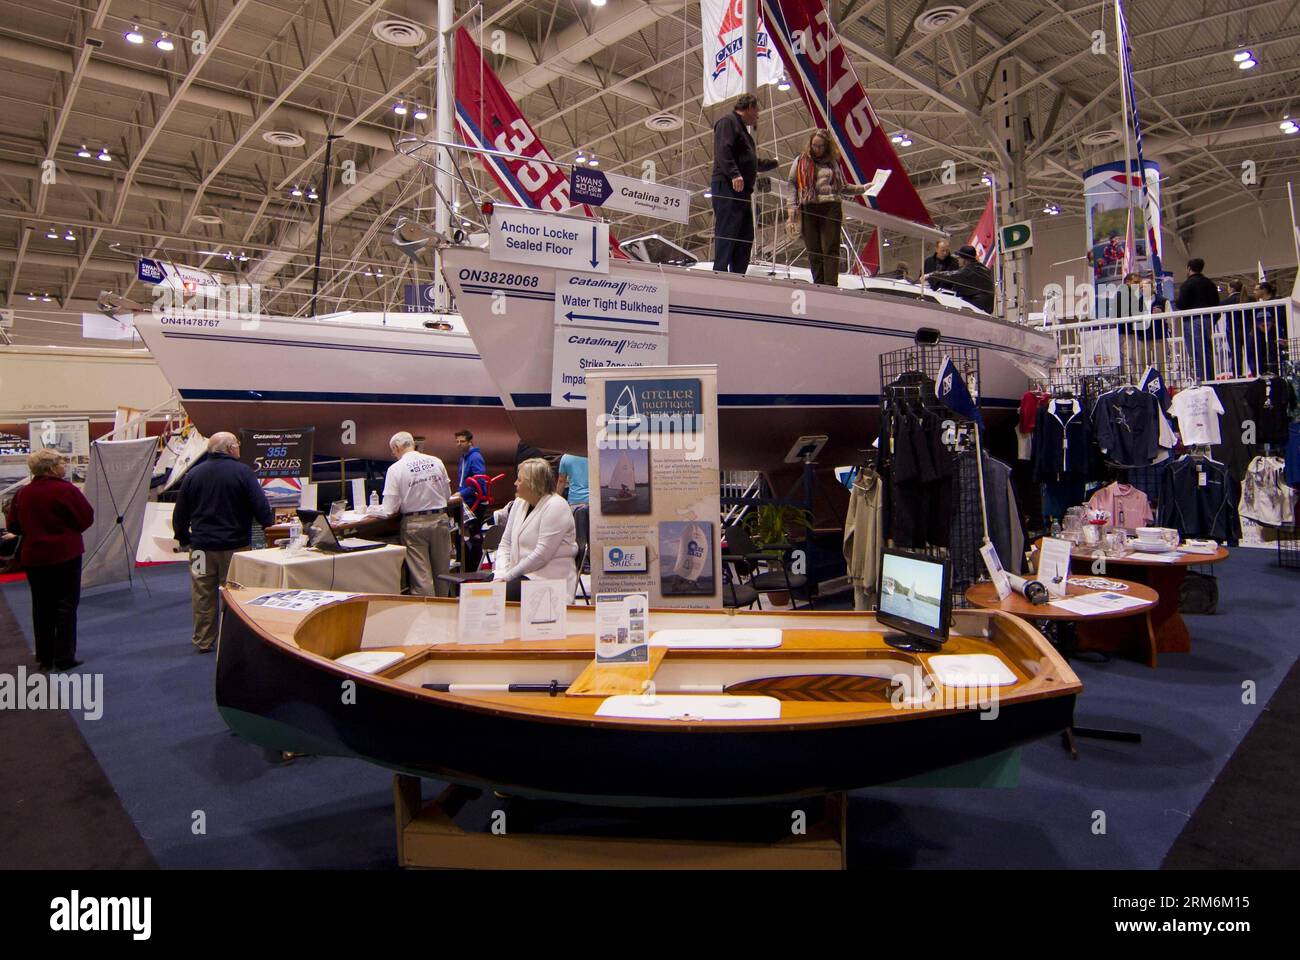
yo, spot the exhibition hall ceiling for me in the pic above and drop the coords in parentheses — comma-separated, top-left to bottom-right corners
(0, 0, 1297, 313)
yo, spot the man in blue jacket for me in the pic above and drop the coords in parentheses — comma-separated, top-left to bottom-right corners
(452, 429, 489, 574)
(173, 432, 273, 653)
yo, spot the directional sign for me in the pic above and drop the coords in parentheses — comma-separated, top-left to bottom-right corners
(550, 271, 668, 408)
(489, 207, 609, 274)
(569, 168, 691, 224)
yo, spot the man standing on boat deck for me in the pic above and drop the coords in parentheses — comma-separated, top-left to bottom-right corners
(382, 432, 452, 597)
(711, 93, 779, 275)
(173, 432, 273, 654)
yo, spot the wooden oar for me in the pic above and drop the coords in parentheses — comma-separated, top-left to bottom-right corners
(425, 674, 900, 703)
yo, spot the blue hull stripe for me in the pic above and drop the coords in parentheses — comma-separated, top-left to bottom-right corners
(160, 331, 480, 361)
(508, 392, 1020, 410)
(454, 286, 1050, 362)
(180, 388, 503, 407)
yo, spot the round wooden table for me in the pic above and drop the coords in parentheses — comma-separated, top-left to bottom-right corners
(965, 578, 1161, 666)
(1068, 546, 1228, 662)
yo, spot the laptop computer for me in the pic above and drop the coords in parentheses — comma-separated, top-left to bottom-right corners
(307, 515, 386, 553)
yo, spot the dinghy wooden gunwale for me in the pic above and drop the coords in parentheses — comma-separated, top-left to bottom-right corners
(220, 582, 1076, 733)
(216, 588, 1080, 801)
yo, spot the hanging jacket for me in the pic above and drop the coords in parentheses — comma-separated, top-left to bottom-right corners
(1158, 456, 1241, 542)
(1238, 456, 1296, 527)
(1093, 387, 1162, 467)
(1032, 398, 1090, 482)
(843, 469, 883, 609)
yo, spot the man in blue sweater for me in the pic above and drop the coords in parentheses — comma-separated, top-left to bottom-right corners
(173, 432, 273, 653)
(452, 429, 489, 574)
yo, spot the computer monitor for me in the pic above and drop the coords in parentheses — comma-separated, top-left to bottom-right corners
(876, 547, 952, 653)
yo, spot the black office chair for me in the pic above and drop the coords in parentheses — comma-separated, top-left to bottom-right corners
(723, 523, 813, 609)
(572, 504, 590, 603)
(437, 523, 505, 597)
(722, 560, 760, 610)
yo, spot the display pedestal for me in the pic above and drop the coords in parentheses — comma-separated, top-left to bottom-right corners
(393, 777, 847, 870)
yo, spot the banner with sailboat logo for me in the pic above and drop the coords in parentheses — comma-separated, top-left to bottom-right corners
(454, 28, 625, 257)
(761, 0, 934, 228)
(587, 366, 721, 608)
(702, 0, 783, 106)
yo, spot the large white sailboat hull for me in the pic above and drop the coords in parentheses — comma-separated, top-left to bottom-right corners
(133, 310, 519, 463)
(442, 248, 1056, 469)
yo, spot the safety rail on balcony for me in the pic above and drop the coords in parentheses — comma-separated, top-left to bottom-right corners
(1036, 298, 1293, 388)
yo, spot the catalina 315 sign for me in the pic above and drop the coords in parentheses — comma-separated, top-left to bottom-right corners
(569, 168, 690, 225)
(702, 0, 781, 106)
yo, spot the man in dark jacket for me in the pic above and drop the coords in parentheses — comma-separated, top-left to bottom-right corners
(173, 432, 273, 653)
(922, 240, 957, 276)
(711, 93, 779, 274)
(924, 244, 995, 312)
(1176, 257, 1220, 381)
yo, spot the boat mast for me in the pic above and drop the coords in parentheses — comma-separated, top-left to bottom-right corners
(433, 0, 455, 312)
(1114, 0, 1138, 303)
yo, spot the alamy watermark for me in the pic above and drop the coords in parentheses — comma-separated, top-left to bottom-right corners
(0, 667, 102, 720)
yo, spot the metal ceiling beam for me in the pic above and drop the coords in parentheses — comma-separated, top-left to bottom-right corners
(179, 0, 390, 234)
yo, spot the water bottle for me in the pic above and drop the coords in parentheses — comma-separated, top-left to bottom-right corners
(1049, 519, 1061, 538)
(287, 516, 302, 549)
(369, 490, 380, 511)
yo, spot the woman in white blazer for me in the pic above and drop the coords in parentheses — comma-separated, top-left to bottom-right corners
(493, 458, 578, 601)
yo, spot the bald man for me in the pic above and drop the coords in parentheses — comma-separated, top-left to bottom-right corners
(173, 432, 273, 653)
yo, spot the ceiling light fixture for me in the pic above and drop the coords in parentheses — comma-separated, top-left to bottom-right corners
(413, 105, 429, 120)
(1238, 55, 1257, 69)
(703, 190, 712, 198)
(575, 150, 587, 164)
(393, 101, 408, 116)
(307, 186, 319, 200)
(41, 293, 52, 302)
(777, 76, 791, 92)
(1233, 49, 1252, 63)
(238, 251, 248, 262)
(1282, 119, 1300, 135)
(290, 185, 304, 197)
(155, 33, 174, 51)
(76, 144, 92, 158)
(45, 227, 59, 239)
(26, 293, 37, 301)
(980, 174, 992, 186)
(591, 0, 608, 7)
(64, 230, 76, 241)
(97, 147, 111, 161)
(125, 25, 145, 44)
(588, 157, 599, 167)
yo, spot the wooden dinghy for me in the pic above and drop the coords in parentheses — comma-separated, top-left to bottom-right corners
(216, 588, 1081, 805)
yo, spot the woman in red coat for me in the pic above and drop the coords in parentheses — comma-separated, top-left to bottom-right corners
(3, 449, 94, 670)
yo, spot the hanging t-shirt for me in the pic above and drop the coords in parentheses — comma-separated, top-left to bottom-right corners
(1168, 386, 1225, 446)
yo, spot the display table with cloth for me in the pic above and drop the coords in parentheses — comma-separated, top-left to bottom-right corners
(1068, 546, 1229, 661)
(230, 545, 405, 593)
(964, 578, 1159, 666)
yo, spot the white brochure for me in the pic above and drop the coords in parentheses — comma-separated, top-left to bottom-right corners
(594, 592, 649, 664)
(520, 579, 568, 641)
(1037, 537, 1074, 598)
(979, 542, 1012, 600)
(457, 580, 507, 644)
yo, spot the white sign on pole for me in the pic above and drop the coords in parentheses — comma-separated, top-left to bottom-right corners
(489, 207, 609, 274)
(550, 272, 669, 408)
(568, 168, 691, 224)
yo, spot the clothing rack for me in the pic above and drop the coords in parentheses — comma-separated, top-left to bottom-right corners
(878, 344, 984, 606)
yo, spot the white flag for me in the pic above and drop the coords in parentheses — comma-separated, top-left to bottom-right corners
(701, 0, 782, 107)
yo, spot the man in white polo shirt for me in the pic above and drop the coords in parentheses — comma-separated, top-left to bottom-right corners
(382, 431, 452, 596)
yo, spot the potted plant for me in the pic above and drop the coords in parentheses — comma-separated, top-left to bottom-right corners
(741, 504, 815, 606)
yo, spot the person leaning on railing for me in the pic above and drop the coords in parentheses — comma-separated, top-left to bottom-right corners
(1244, 281, 1288, 377)
(785, 129, 870, 287)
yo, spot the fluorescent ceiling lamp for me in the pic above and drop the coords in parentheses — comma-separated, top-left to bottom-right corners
(156, 34, 174, 51)
(414, 106, 429, 120)
(76, 144, 92, 158)
(393, 101, 408, 115)
(125, 26, 145, 44)
(97, 147, 111, 161)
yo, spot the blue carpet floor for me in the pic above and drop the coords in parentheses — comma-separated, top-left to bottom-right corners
(3, 547, 1297, 868)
